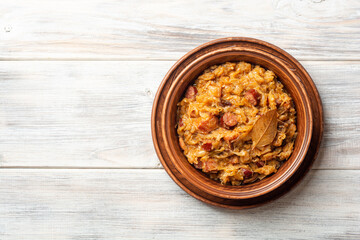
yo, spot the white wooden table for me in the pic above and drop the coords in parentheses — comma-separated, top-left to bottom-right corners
(0, 1, 359, 239)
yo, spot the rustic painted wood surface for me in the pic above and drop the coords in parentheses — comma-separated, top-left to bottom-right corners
(0, 0, 359, 239)
(0, 0, 360, 60)
(0, 169, 360, 240)
(0, 61, 358, 169)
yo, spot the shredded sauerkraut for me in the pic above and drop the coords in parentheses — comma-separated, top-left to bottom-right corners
(177, 61, 297, 185)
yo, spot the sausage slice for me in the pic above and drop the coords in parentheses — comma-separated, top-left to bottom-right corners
(221, 112, 238, 128)
(245, 89, 261, 106)
(185, 86, 197, 100)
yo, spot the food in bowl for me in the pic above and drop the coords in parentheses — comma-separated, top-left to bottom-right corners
(177, 61, 297, 185)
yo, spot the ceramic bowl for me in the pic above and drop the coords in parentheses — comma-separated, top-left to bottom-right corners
(152, 37, 323, 209)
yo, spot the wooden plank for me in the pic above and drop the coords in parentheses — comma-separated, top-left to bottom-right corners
(0, 169, 359, 239)
(0, 61, 171, 168)
(0, 61, 359, 169)
(0, 0, 359, 60)
(302, 61, 360, 170)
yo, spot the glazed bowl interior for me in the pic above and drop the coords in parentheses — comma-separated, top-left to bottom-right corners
(161, 48, 313, 199)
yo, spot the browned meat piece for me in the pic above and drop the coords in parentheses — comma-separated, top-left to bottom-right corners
(243, 173, 259, 184)
(220, 99, 232, 107)
(203, 159, 218, 173)
(198, 115, 218, 133)
(194, 159, 204, 169)
(221, 112, 238, 127)
(202, 142, 212, 151)
(178, 118, 184, 127)
(256, 161, 265, 167)
(245, 89, 261, 106)
(223, 132, 239, 144)
(185, 86, 197, 100)
(242, 168, 253, 178)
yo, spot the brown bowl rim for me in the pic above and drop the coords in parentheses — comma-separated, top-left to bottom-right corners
(161, 47, 313, 199)
(151, 37, 323, 208)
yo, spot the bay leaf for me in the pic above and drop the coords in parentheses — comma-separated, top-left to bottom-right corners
(251, 109, 277, 149)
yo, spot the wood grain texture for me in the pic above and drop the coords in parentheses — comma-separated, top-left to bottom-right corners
(0, 61, 358, 169)
(0, 0, 360, 60)
(0, 169, 359, 240)
(0, 0, 358, 238)
(0, 61, 173, 168)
